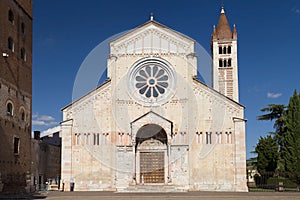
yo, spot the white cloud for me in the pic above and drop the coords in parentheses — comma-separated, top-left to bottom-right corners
(291, 7, 300, 15)
(32, 114, 57, 127)
(32, 113, 39, 118)
(267, 92, 282, 99)
(32, 120, 47, 126)
(37, 115, 55, 121)
(49, 121, 58, 125)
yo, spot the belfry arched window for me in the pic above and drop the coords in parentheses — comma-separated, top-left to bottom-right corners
(219, 46, 222, 54)
(227, 46, 231, 54)
(218, 45, 231, 55)
(228, 59, 232, 67)
(219, 59, 223, 67)
(219, 59, 232, 68)
(223, 47, 227, 54)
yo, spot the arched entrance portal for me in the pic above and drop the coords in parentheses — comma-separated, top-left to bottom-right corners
(136, 124, 168, 184)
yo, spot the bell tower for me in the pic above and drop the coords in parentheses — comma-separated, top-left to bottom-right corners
(211, 6, 239, 102)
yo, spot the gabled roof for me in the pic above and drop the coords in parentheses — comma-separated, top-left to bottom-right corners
(130, 110, 173, 125)
(193, 77, 245, 108)
(61, 79, 111, 111)
(110, 19, 195, 45)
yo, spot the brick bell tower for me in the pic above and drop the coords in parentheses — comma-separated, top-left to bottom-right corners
(211, 5, 239, 102)
(0, 0, 32, 193)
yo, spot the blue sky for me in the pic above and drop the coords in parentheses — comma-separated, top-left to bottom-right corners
(32, 0, 300, 158)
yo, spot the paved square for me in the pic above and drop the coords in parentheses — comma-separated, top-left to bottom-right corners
(42, 191, 300, 200)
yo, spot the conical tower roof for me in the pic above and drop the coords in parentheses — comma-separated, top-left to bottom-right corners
(215, 6, 233, 40)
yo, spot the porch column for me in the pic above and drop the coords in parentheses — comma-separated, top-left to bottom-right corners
(132, 143, 136, 184)
(136, 151, 140, 184)
(167, 143, 171, 183)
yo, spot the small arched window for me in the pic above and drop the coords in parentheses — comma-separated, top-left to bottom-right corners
(206, 132, 212, 144)
(21, 111, 25, 121)
(226, 132, 232, 144)
(8, 37, 14, 52)
(7, 102, 13, 116)
(219, 59, 223, 67)
(227, 46, 231, 54)
(224, 60, 228, 67)
(8, 9, 14, 24)
(219, 46, 222, 54)
(14, 137, 20, 155)
(228, 59, 232, 67)
(223, 47, 227, 54)
(21, 48, 26, 61)
(21, 23, 25, 34)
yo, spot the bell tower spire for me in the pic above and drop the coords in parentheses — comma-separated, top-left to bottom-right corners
(211, 5, 239, 102)
(221, 4, 225, 14)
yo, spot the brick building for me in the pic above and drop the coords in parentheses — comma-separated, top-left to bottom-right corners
(0, 0, 32, 193)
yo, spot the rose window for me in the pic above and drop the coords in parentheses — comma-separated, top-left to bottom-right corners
(128, 58, 175, 105)
(135, 65, 169, 98)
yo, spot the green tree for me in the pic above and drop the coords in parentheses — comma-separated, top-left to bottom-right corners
(257, 104, 286, 171)
(255, 135, 279, 175)
(257, 104, 286, 142)
(282, 90, 300, 186)
(253, 135, 279, 186)
(257, 104, 286, 123)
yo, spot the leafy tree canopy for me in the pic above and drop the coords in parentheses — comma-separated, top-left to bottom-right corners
(255, 135, 279, 174)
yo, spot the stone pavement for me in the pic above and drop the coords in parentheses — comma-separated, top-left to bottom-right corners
(0, 191, 300, 200)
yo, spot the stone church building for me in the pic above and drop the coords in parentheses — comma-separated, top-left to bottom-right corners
(61, 7, 248, 192)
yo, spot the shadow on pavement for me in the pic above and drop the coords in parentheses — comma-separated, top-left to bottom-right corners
(0, 192, 48, 199)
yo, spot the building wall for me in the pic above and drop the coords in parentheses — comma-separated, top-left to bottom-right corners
(0, 0, 32, 193)
(31, 133, 61, 192)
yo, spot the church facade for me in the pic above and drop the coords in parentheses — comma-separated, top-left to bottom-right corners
(61, 8, 248, 192)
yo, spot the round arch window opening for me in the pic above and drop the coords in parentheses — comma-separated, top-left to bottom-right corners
(128, 58, 176, 105)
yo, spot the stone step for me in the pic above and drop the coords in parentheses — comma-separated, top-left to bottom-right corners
(117, 185, 187, 193)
